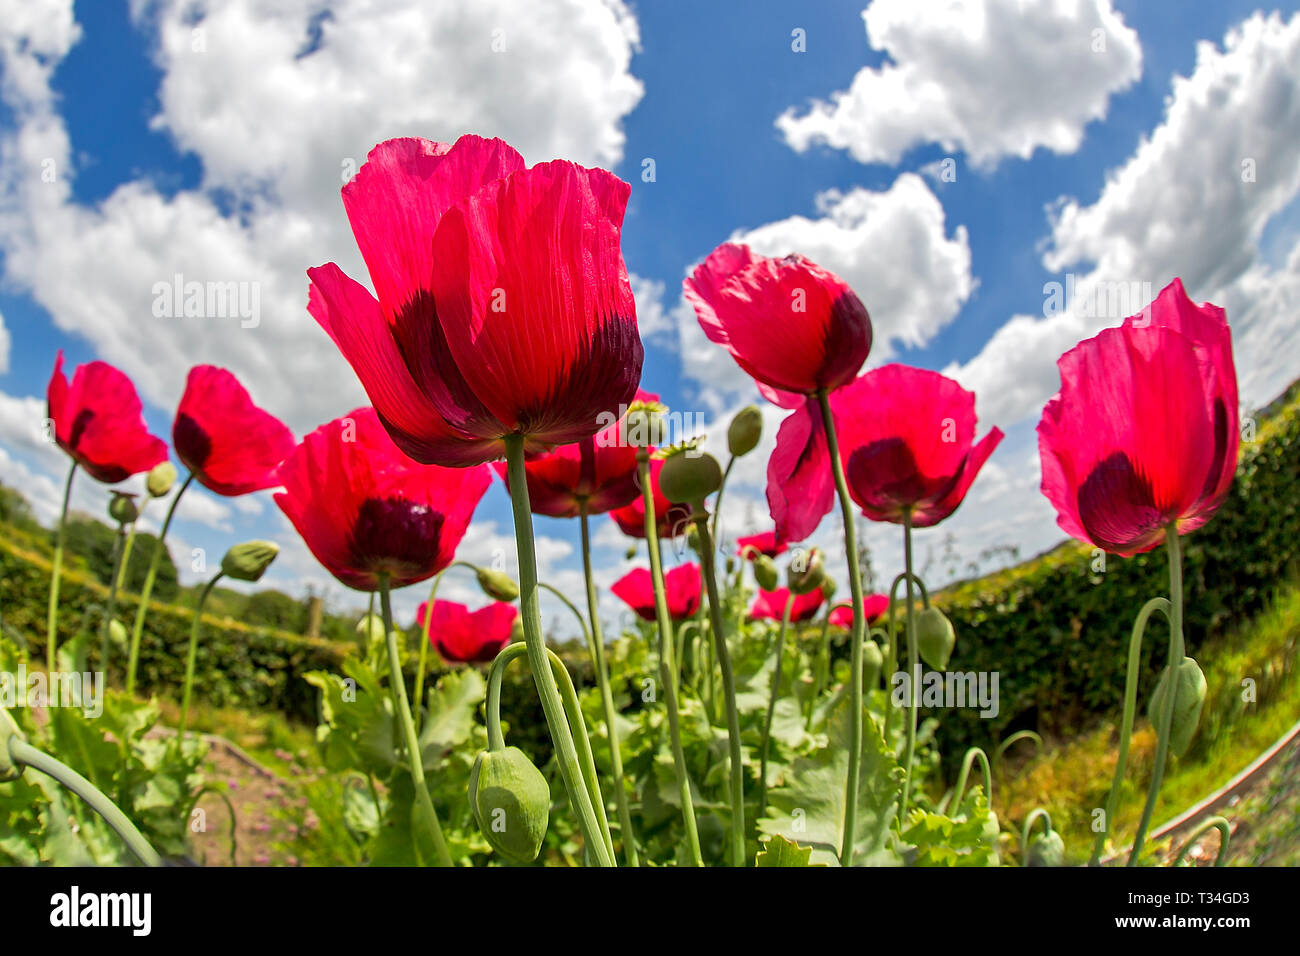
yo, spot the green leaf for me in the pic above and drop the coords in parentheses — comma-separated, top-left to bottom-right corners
(418, 667, 486, 766)
(755, 833, 816, 867)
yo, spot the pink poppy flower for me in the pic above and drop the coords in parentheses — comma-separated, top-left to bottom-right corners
(751, 587, 825, 623)
(416, 599, 517, 663)
(736, 530, 788, 559)
(829, 594, 890, 629)
(611, 563, 702, 621)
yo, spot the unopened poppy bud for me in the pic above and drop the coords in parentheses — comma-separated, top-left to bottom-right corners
(787, 547, 825, 595)
(1147, 656, 1206, 758)
(624, 400, 668, 449)
(510, 616, 525, 645)
(727, 405, 763, 457)
(221, 540, 279, 583)
(625, 546, 637, 561)
(753, 555, 779, 592)
(725, 557, 736, 575)
(108, 619, 128, 648)
(469, 746, 550, 863)
(1025, 829, 1066, 867)
(659, 447, 723, 505)
(0, 707, 25, 782)
(146, 461, 177, 498)
(686, 525, 701, 554)
(108, 491, 140, 525)
(862, 638, 883, 689)
(476, 567, 519, 602)
(820, 577, 838, 601)
(916, 607, 955, 670)
(357, 613, 385, 647)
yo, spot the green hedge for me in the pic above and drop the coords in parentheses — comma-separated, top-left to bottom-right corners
(928, 380, 1300, 762)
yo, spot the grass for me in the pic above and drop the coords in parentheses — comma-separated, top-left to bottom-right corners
(995, 576, 1300, 864)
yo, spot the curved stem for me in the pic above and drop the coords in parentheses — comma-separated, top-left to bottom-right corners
(126, 472, 194, 695)
(1129, 528, 1185, 866)
(1020, 807, 1053, 853)
(943, 746, 993, 814)
(378, 575, 453, 868)
(693, 514, 745, 867)
(758, 593, 795, 817)
(817, 389, 869, 866)
(1087, 595, 1171, 865)
(45, 462, 77, 672)
(994, 730, 1043, 768)
(1172, 816, 1230, 867)
(178, 572, 223, 736)
(8, 736, 162, 866)
(504, 435, 614, 867)
(899, 511, 921, 825)
(637, 452, 703, 866)
(580, 504, 640, 865)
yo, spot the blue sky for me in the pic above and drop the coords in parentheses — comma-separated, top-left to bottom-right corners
(2, 0, 1299, 628)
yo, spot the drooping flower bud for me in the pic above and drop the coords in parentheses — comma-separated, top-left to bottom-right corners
(108, 491, 140, 525)
(787, 547, 825, 595)
(221, 540, 279, 583)
(468, 746, 551, 863)
(659, 446, 723, 506)
(146, 461, 177, 498)
(753, 554, 779, 591)
(1024, 828, 1066, 867)
(1147, 656, 1207, 758)
(727, 405, 762, 458)
(916, 607, 955, 670)
(476, 567, 519, 602)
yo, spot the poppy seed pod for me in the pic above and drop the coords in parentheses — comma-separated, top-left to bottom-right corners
(476, 567, 520, 602)
(862, 638, 883, 689)
(753, 554, 780, 592)
(1025, 828, 1066, 867)
(916, 607, 955, 670)
(108, 491, 140, 525)
(1147, 656, 1207, 758)
(727, 405, 763, 457)
(469, 746, 551, 863)
(786, 548, 825, 595)
(221, 540, 279, 583)
(659, 449, 723, 506)
(146, 461, 177, 498)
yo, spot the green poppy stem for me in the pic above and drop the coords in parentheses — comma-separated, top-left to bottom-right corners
(177, 571, 223, 736)
(1087, 596, 1170, 865)
(45, 462, 77, 672)
(378, 574, 453, 868)
(758, 592, 795, 818)
(692, 513, 745, 867)
(636, 452, 703, 866)
(1129, 526, 1186, 866)
(580, 503, 640, 865)
(413, 560, 478, 735)
(817, 388, 869, 866)
(126, 472, 195, 696)
(899, 510, 921, 825)
(7, 734, 162, 866)
(98, 519, 131, 674)
(504, 434, 614, 867)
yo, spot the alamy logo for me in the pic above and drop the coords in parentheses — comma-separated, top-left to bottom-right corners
(49, 886, 151, 936)
(890, 665, 1000, 718)
(151, 273, 261, 328)
(0, 666, 102, 718)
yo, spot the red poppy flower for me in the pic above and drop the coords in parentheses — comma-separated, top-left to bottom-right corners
(416, 599, 517, 663)
(829, 594, 890, 629)
(173, 365, 295, 496)
(492, 389, 657, 517)
(1038, 279, 1238, 557)
(683, 242, 872, 409)
(751, 587, 825, 623)
(609, 456, 693, 539)
(767, 364, 1003, 539)
(611, 563, 702, 621)
(736, 530, 788, 559)
(274, 407, 491, 591)
(308, 135, 643, 467)
(46, 352, 167, 483)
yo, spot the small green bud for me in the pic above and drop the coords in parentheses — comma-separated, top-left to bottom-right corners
(1147, 656, 1207, 758)
(862, 638, 883, 690)
(787, 547, 825, 595)
(659, 448, 723, 505)
(820, 578, 838, 601)
(1025, 829, 1065, 867)
(469, 747, 551, 863)
(0, 708, 25, 783)
(510, 616, 525, 645)
(916, 607, 955, 670)
(107, 491, 140, 525)
(753, 554, 779, 592)
(625, 546, 638, 561)
(476, 566, 519, 602)
(686, 524, 701, 555)
(725, 557, 737, 575)
(221, 540, 279, 582)
(108, 619, 128, 649)
(146, 461, 177, 498)
(623, 400, 669, 449)
(727, 405, 763, 457)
